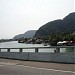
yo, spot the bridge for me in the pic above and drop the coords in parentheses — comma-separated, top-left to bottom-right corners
(0, 46, 75, 75)
(0, 46, 75, 63)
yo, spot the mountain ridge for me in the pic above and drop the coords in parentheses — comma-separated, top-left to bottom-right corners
(34, 12, 75, 37)
(13, 30, 37, 40)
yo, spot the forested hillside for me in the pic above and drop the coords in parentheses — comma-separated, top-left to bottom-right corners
(34, 12, 75, 37)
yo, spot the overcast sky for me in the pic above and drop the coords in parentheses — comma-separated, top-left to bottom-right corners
(0, 0, 74, 39)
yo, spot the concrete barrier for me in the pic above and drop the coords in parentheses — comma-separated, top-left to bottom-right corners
(28, 52, 75, 63)
(0, 52, 28, 60)
(0, 46, 75, 63)
(0, 52, 75, 63)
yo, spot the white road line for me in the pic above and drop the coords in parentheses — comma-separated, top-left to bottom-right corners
(0, 62, 18, 65)
(0, 62, 75, 74)
(16, 65, 75, 74)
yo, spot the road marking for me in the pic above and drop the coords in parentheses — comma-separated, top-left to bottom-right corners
(16, 65, 75, 74)
(0, 62, 75, 74)
(0, 62, 18, 65)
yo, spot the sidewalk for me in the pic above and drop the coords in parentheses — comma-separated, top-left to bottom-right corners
(0, 58, 75, 72)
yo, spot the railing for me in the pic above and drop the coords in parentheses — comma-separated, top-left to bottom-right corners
(0, 46, 75, 63)
(0, 46, 75, 53)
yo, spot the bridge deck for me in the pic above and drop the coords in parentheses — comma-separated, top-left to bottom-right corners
(0, 58, 74, 71)
(0, 58, 75, 75)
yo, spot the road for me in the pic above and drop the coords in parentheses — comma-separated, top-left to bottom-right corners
(0, 58, 75, 75)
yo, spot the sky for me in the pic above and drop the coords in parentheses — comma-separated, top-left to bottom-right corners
(0, 0, 74, 39)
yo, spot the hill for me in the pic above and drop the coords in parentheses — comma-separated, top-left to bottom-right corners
(13, 30, 37, 40)
(34, 12, 75, 37)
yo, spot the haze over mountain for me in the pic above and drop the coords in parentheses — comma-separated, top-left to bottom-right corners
(13, 12, 75, 40)
(34, 12, 75, 37)
(13, 30, 37, 40)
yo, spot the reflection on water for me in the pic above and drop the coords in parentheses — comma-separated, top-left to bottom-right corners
(0, 41, 73, 52)
(65, 48, 75, 52)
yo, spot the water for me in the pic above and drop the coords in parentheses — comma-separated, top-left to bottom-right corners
(0, 41, 72, 52)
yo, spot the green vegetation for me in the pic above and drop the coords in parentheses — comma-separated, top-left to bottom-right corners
(48, 33, 75, 45)
(17, 32, 75, 46)
(34, 12, 75, 37)
(15, 12, 75, 47)
(34, 33, 75, 45)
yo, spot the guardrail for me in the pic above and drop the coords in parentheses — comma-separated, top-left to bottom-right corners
(0, 46, 75, 63)
(0, 46, 75, 53)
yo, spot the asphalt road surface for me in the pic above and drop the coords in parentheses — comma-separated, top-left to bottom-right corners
(0, 58, 75, 75)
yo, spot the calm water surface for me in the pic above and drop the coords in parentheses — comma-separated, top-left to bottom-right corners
(0, 41, 66, 52)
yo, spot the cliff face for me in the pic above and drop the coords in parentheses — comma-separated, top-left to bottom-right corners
(34, 12, 75, 37)
(13, 30, 37, 40)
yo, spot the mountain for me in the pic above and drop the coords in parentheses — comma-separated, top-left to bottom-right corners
(13, 30, 37, 40)
(34, 12, 75, 37)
